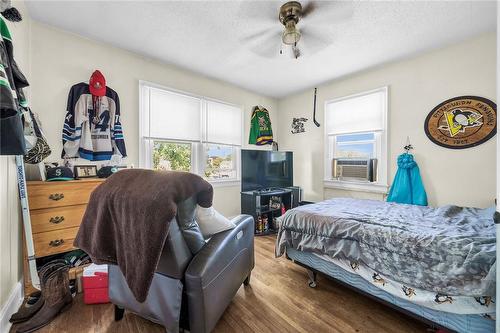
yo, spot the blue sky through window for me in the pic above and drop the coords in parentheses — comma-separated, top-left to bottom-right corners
(207, 146, 232, 158)
(335, 143, 374, 158)
(336, 133, 375, 142)
(335, 133, 375, 158)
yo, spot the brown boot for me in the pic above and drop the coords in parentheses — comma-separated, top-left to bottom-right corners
(16, 265, 73, 333)
(9, 260, 67, 324)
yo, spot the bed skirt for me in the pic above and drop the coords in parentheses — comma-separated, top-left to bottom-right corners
(286, 247, 495, 333)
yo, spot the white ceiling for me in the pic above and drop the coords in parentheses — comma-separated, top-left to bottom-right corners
(25, 1, 497, 98)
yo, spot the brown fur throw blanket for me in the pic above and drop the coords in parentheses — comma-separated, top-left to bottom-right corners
(74, 169, 213, 302)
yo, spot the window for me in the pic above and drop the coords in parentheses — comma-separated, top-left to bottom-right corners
(324, 87, 388, 191)
(334, 133, 375, 159)
(153, 141, 191, 172)
(205, 144, 237, 179)
(139, 82, 242, 183)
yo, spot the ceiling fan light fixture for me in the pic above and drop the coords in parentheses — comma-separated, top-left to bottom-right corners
(282, 20, 301, 45)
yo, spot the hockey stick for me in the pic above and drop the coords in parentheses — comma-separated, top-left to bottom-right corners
(16, 156, 41, 290)
(313, 88, 320, 127)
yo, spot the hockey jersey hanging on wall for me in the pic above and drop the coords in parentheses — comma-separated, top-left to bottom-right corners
(249, 106, 273, 145)
(62, 82, 126, 161)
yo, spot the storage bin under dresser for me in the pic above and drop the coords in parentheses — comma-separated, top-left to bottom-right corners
(23, 178, 104, 294)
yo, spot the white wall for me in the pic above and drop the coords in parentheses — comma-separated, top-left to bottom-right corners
(278, 33, 497, 208)
(29, 21, 278, 217)
(0, 0, 30, 312)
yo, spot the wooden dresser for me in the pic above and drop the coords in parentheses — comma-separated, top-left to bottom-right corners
(23, 178, 104, 294)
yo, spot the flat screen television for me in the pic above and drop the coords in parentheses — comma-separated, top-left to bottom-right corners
(241, 149, 293, 192)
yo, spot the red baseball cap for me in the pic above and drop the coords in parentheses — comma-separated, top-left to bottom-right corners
(89, 70, 106, 96)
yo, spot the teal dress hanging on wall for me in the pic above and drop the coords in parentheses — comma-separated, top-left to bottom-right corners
(387, 153, 428, 206)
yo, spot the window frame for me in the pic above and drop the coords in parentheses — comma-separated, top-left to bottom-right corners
(323, 87, 389, 193)
(139, 80, 243, 186)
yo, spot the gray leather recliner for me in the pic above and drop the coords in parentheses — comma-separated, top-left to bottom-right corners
(108, 196, 254, 333)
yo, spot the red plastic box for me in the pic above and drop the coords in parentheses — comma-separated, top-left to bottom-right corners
(83, 272, 109, 304)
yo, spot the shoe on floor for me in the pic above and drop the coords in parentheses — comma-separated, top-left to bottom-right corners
(16, 265, 73, 333)
(9, 260, 67, 324)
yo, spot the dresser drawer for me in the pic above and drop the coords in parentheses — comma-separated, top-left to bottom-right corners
(30, 205, 86, 234)
(33, 227, 80, 258)
(27, 181, 101, 210)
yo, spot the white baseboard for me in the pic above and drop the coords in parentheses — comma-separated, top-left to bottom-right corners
(0, 281, 23, 333)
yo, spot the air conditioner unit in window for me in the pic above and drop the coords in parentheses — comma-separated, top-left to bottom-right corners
(332, 158, 377, 182)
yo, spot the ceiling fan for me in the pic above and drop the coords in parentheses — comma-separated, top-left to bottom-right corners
(240, 1, 353, 59)
(279, 1, 310, 59)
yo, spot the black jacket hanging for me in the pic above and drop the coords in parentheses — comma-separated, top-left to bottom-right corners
(0, 17, 29, 155)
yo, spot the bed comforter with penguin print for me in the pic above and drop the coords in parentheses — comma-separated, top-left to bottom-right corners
(276, 198, 496, 298)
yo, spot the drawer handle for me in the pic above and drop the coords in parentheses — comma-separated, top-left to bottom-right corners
(49, 216, 65, 224)
(48, 193, 65, 201)
(49, 239, 65, 247)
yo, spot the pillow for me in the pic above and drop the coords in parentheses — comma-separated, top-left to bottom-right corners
(195, 205, 235, 238)
(480, 205, 497, 220)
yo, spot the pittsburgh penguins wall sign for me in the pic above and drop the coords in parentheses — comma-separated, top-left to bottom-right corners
(424, 96, 496, 149)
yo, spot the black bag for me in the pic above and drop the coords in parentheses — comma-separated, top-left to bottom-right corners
(24, 136, 51, 164)
(0, 108, 25, 155)
(23, 108, 51, 164)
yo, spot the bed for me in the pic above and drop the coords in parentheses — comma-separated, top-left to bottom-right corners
(275, 198, 496, 333)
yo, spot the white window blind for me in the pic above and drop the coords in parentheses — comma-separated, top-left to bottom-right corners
(149, 87, 201, 141)
(206, 101, 242, 146)
(140, 82, 243, 182)
(326, 90, 385, 134)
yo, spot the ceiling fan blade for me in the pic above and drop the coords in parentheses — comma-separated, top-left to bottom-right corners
(299, 26, 332, 55)
(301, 1, 316, 18)
(301, 1, 354, 25)
(247, 31, 282, 58)
(238, 1, 281, 24)
(251, 43, 281, 59)
(240, 27, 278, 44)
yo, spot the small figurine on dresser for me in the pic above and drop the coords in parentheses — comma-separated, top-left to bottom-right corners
(61, 70, 127, 161)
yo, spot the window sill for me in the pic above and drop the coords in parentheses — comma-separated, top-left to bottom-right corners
(323, 179, 388, 194)
(209, 179, 241, 188)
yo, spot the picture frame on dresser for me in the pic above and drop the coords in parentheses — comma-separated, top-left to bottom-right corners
(74, 165, 98, 179)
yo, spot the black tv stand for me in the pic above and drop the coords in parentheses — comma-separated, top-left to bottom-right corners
(241, 186, 301, 236)
(253, 188, 286, 195)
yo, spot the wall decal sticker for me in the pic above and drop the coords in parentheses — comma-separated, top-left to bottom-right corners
(291, 117, 308, 134)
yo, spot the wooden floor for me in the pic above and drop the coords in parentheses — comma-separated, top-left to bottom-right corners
(11, 236, 428, 333)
